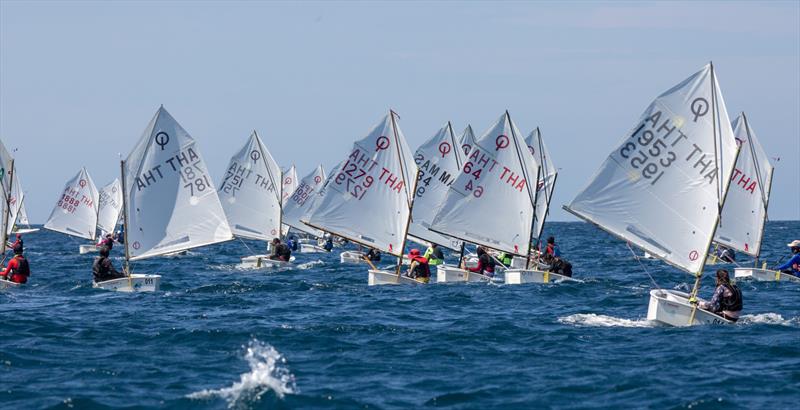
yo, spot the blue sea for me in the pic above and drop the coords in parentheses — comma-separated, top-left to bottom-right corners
(1, 221, 798, 409)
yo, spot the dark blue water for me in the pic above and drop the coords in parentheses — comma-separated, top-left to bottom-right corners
(2, 221, 798, 409)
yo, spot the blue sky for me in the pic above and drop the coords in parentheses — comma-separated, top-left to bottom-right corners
(1, 0, 798, 223)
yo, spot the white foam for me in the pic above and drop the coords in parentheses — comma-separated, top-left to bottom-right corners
(738, 313, 798, 326)
(296, 260, 324, 270)
(188, 339, 296, 406)
(559, 313, 654, 328)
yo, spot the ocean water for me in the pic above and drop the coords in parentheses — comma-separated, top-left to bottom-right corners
(1, 221, 798, 409)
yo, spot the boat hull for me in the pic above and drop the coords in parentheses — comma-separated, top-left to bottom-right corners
(504, 269, 579, 284)
(436, 265, 493, 283)
(646, 289, 732, 326)
(340, 251, 366, 264)
(368, 269, 427, 286)
(93, 274, 161, 292)
(734, 267, 800, 282)
(240, 255, 295, 269)
(0, 279, 23, 289)
(13, 228, 40, 234)
(299, 243, 326, 253)
(79, 244, 98, 254)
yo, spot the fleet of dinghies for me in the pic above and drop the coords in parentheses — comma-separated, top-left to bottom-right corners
(1, 63, 794, 325)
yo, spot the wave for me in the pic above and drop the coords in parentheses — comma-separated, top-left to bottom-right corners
(296, 260, 324, 270)
(559, 313, 654, 328)
(738, 313, 798, 326)
(187, 339, 296, 407)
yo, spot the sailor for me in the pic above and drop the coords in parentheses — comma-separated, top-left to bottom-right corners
(542, 236, 573, 277)
(498, 251, 513, 267)
(7, 233, 23, 254)
(462, 246, 496, 277)
(115, 227, 125, 244)
(92, 246, 125, 283)
(97, 233, 114, 250)
(715, 245, 736, 263)
(406, 249, 431, 283)
(365, 248, 381, 262)
(287, 236, 298, 252)
(269, 238, 292, 262)
(423, 243, 444, 266)
(323, 236, 334, 252)
(776, 240, 800, 277)
(699, 269, 743, 322)
(1, 247, 30, 284)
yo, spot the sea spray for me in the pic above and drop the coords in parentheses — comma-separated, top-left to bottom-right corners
(188, 339, 296, 407)
(559, 313, 654, 328)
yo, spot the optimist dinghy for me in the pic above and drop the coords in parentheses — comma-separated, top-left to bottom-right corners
(218, 131, 292, 269)
(282, 165, 330, 252)
(44, 167, 101, 253)
(12, 203, 39, 234)
(565, 63, 741, 326)
(304, 110, 425, 285)
(94, 106, 233, 292)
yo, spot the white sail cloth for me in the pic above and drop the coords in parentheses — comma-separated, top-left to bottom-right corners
(125, 106, 232, 260)
(218, 131, 282, 241)
(97, 178, 123, 235)
(44, 167, 99, 240)
(431, 112, 539, 255)
(0, 140, 14, 243)
(566, 63, 739, 274)
(305, 112, 417, 256)
(713, 114, 773, 256)
(282, 165, 326, 238)
(407, 122, 464, 250)
(526, 128, 558, 242)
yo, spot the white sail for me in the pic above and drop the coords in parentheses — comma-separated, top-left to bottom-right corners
(304, 112, 417, 256)
(430, 112, 539, 255)
(565, 63, 739, 274)
(526, 128, 558, 242)
(125, 106, 233, 260)
(280, 165, 298, 236)
(0, 140, 13, 245)
(18, 203, 29, 226)
(407, 122, 464, 250)
(44, 167, 99, 240)
(713, 113, 773, 256)
(97, 178, 123, 236)
(282, 165, 327, 238)
(218, 131, 282, 241)
(6, 179, 23, 237)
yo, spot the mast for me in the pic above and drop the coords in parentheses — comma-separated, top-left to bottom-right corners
(120, 159, 131, 275)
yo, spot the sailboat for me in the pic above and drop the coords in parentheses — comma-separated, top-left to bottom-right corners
(713, 114, 788, 282)
(282, 165, 328, 253)
(76, 178, 124, 254)
(430, 112, 539, 283)
(564, 63, 740, 326)
(303, 110, 421, 285)
(505, 127, 575, 284)
(94, 106, 233, 292)
(12, 198, 38, 234)
(43, 167, 101, 254)
(280, 164, 298, 237)
(0, 140, 23, 288)
(218, 131, 292, 268)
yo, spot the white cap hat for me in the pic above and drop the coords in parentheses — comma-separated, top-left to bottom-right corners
(788, 240, 800, 248)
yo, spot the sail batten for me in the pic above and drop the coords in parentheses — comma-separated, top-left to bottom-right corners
(566, 64, 739, 274)
(125, 106, 233, 260)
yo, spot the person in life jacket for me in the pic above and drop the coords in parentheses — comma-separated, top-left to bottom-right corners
(97, 233, 114, 250)
(462, 246, 496, 277)
(2, 246, 30, 284)
(715, 245, 736, 263)
(115, 227, 124, 244)
(323, 236, 334, 252)
(406, 249, 431, 283)
(7, 233, 23, 254)
(365, 248, 381, 262)
(776, 240, 800, 277)
(423, 243, 444, 266)
(700, 269, 743, 322)
(269, 238, 292, 262)
(287, 236, 298, 252)
(542, 236, 573, 277)
(498, 252, 513, 267)
(92, 246, 125, 283)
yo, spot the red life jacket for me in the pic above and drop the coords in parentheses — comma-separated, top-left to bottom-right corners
(411, 256, 430, 278)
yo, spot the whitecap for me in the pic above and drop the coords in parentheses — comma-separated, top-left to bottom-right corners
(559, 313, 654, 328)
(738, 313, 798, 326)
(296, 260, 324, 270)
(188, 339, 296, 407)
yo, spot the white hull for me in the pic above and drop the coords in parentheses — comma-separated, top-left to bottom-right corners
(79, 244, 98, 254)
(646, 289, 732, 326)
(93, 274, 161, 292)
(734, 267, 800, 283)
(436, 265, 493, 283)
(13, 228, 40, 234)
(299, 243, 326, 253)
(340, 251, 366, 264)
(240, 255, 295, 269)
(368, 269, 427, 286)
(504, 269, 580, 284)
(0, 279, 23, 289)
